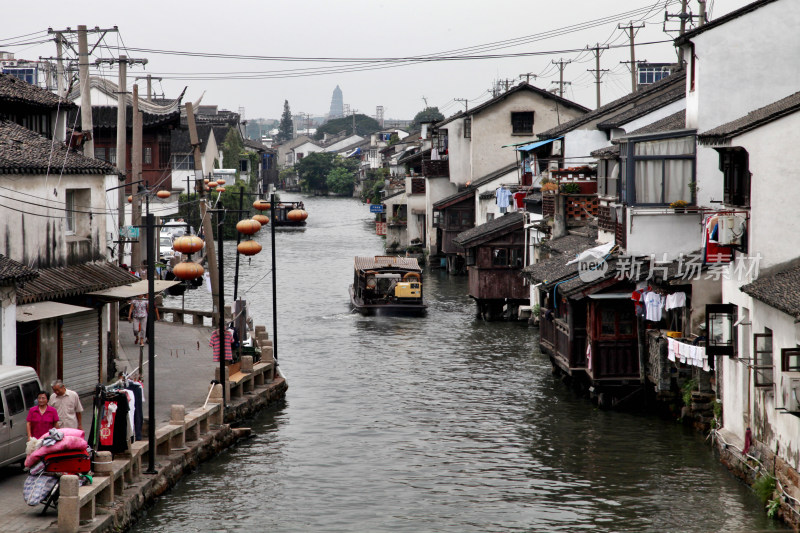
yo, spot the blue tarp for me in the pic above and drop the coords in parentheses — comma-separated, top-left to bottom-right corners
(515, 137, 562, 152)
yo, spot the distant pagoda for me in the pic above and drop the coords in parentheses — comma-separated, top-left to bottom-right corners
(328, 85, 344, 119)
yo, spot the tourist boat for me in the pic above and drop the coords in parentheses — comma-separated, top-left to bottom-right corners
(272, 201, 308, 227)
(349, 256, 427, 316)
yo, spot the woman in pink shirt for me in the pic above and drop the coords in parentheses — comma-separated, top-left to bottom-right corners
(26, 391, 59, 440)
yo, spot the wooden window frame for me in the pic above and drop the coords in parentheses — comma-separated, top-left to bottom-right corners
(782, 348, 800, 373)
(754, 331, 774, 387)
(511, 111, 534, 135)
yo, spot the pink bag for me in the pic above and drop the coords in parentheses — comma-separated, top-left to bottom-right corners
(25, 435, 88, 468)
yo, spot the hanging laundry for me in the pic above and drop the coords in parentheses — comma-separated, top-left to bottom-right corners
(496, 186, 512, 210)
(513, 191, 527, 210)
(665, 292, 687, 310)
(644, 291, 664, 322)
(210, 329, 234, 362)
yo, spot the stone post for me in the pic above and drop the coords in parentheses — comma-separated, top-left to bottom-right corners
(170, 404, 186, 449)
(58, 474, 80, 533)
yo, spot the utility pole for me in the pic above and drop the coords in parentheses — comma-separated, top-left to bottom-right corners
(351, 109, 359, 135)
(665, 0, 704, 63)
(454, 98, 468, 112)
(185, 102, 219, 304)
(53, 31, 66, 97)
(96, 55, 148, 261)
(698, 0, 707, 26)
(135, 74, 162, 101)
(77, 26, 94, 158)
(586, 43, 610, 108)
(551, 58, 572, 98)
(519, 73, 537, 84)
(619, 22, 645, 92)
(130, 84, 143, 271)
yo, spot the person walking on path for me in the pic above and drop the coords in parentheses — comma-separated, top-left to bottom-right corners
(49, 380, 83, 430)
(26, 391, 59, 440)
(128, 294, 159, 346)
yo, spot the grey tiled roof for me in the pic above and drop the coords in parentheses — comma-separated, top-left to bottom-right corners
(538, 70, 686, 139)
(453, 211, 524, 247)
(0, 120, 116, 175)
(596, 86, 685, 130)
(0, 73, 71, 108)
(624, 110, 688, 137)
(699, 90, 800, 145)
(741, 262, 800, 318)
(69, 106, 180, 130)
(0, 255, 38, 285)
(591, 144, 619, 158)
(17, 261, 139, 305)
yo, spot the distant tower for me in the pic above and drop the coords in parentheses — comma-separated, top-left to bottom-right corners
(376, 105, 384, 128)
(329, 85, 344, 119)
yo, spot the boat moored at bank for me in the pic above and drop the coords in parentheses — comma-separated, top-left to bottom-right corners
(349, 256, 427, 316)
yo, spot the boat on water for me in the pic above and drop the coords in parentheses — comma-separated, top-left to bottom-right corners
(272, 201, 308, 227)
(349, 256, 427, 316)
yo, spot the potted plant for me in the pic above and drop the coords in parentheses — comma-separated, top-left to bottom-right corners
(669, 200, 689, 213)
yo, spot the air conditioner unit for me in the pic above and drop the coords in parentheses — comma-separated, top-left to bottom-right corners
(717, 215, 746, 245)
(4, 61, 17, 67)
(781, 374, 800, 413)
(552, 139, 562, 156)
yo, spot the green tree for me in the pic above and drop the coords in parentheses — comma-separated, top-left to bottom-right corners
(360, 168, 389, 203)
(276, 100, 294, 143)
(412, 106, 445, 128)
(314, 114, 381, 140)
(295, 152, 337, 193)
(221, 127, 243, 173)
(326, 167, 355, 196)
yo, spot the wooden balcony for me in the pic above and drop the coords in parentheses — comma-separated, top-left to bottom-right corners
(422, 159, 449, 177)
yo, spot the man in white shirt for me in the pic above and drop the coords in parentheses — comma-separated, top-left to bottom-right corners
(49, 380, 84, 430)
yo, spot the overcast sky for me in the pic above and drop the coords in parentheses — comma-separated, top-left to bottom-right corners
(3, 0, 750, 123)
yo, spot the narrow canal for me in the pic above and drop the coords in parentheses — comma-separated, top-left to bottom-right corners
(136, 196, 783, 532)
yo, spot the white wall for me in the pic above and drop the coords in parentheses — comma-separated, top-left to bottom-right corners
(474, 168, 518, 224)
(0, 173, 108, 267)
(425, 178, 458, 252)
(445, 118, 471, 186)
(0, 286, 16, 366)
(563, 129, 609, 164)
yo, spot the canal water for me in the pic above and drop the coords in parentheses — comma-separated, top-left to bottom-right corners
(136, 195, 784, 532)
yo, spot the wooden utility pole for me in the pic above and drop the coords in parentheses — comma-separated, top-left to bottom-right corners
(619, 22, 646, 92)
(77, 26, 94, 158)
(587, 43, 610, 108)
(185, 102, 219, 304)
(131, 84, 143, 271)
(551, 58, 572, 98)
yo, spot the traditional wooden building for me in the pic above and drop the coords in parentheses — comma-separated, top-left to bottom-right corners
(432, 188, 475, 274)
(453, 212, 527, 320)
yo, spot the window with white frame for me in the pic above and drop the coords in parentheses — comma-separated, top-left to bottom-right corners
(598, 159, 619, 199)
(621, 134, 695, 205)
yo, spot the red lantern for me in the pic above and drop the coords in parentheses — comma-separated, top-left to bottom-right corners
(252, 214, 269, 225)
(173, 261, 204, 280)
(237, 240, 262, 256)
(156, 190, 171, 199)
(173, 235, 203, 254)
(127, 195, 133, 203)
(236, 219, 261, 235)
(287, 209, 308, 221)
(208, 181, 219, 188)
(215, 186, 225, 193)
(204, 179, 210, 184)
(253, 199, 270, 211)
(216, 178, 226, 185)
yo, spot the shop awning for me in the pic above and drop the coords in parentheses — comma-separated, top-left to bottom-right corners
(514, 137, 562, 152)
(16, 301, 94, 322)
(87, 279, 180, 300)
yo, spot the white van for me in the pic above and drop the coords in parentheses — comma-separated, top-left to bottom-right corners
(0, 366, 42, 468)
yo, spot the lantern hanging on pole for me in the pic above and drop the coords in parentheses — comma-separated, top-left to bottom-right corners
(253, 199, 270, 211)
(215, 186, 226, 193)
(236, 219, 262, 235)
(173, 235, 204, 255)
(127, 195, 133, 203)
(252, 214, 269, 225)
(216, 178, 226, 185)
(173, 261, 204, 280)
(156, 190, 171, 199)
(208, 181, 219, 188)
(287, 209, 308, 221)
(237, 240, 262, 256)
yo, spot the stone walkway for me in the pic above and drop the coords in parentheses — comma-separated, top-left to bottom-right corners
(0, 321, 217, 532)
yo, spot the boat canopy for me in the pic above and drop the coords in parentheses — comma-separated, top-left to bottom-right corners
(354, 256, 421, 272)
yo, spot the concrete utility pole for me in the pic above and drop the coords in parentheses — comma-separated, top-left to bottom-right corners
(698, 0, 707, 26)
(135, 74, 162, 101)
(95, 55, 148, 252)
(619, 22, 646, 92)
(587, 43, 610, 108)
(77, 26, 94, 158)
(351, 109, 359, 135)
(454, 98, 468, 112)
(551, 58, 572, 98)
(130, 84, 143, 271)
(519, 73, 538, 84)
(53, 32, 66, 97)
(185, 102, 220, 304)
